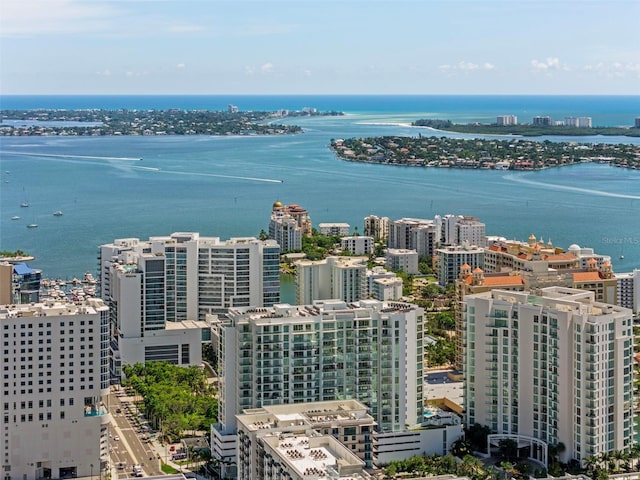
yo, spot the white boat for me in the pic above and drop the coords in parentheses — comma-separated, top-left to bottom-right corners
(27, 223, 38, 229)
(11, 216, 20, 220)
(20, 202, 29, 208)
(53, 211, 63, 216)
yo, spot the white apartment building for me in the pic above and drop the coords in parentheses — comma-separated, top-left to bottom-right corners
(1, 298, 111, 480)
(236, 399, 375, 478)
(435, 244, 484, 287)
(99, 233, 280, 377)
(295, 257, 367, 305)
(615, 269, 640, 315)
(387, 218, 437, 257)
(386, 249, 419, 275)
(269, 214, 302, 252)
(363, 215, 389, 242)
(497, 115, 518, 125)
(462, 287, 634, 466)
(368, 275, 403, 301)
(340, 236, 373, 256)
(434, 214, 485, 247)
(269, 201, 312, 252)
(319, 223, 351, 237)
(211, 299, 427, 467)
(564, 117, 592, 128)
(456, 217, 486, 247)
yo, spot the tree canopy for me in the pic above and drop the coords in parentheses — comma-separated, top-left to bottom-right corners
(122, 362, 217, 442)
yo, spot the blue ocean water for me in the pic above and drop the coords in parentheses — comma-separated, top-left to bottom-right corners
(0, 95, 639, 281)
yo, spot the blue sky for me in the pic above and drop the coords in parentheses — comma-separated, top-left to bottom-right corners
(1, 0, 639, 95)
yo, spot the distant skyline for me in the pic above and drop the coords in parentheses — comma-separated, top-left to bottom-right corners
(1, 0, 639, 96)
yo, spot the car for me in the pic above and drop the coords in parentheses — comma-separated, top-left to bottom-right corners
(169, 445, 176, 452)
(115, 408, 122, 414)
(114, 436, 120, 441)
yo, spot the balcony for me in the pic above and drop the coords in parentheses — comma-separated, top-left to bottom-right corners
(84, 404, 108, 417)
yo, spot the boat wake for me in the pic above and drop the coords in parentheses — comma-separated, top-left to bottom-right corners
(161, 169, 283, 184)
(503, 174, 640, 200)
(0, 151, 142, 161)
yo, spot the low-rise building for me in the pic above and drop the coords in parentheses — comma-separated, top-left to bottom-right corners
(236, 399, 375, 478)
(340, 236, 373, 255)
(386, 248, 419, 275)
(319, 223, 351, 237)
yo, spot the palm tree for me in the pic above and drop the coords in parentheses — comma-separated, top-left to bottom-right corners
(458, 454, 485, 480)
(584, 456, 599, 476)
(612, 449, 627, 473)
(598, 452, 612, 474)
(629, 444, 640, 471)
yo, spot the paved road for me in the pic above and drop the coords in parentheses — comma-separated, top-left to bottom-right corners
(109, 390, 163, 478)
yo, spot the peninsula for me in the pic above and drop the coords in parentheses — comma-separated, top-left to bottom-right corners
(0, 108, 343, 137)
(330, 135, 640, 170)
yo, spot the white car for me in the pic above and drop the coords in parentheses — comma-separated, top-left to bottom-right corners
(114, 436, 120, 441)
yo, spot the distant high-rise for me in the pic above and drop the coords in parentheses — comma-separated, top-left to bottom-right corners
(363, 215, 389, 242)
(435, 244, 485, 287)
(269, 200, 312, 252)
(99, 232, 279, 376)
(434, 214, 486, 248)
(296, 256, 367, 304)
(532, 116, 553, 126)
(496, 115, 518, 125)
(387, 218, 437, 256)
(564, 116, 592, 128)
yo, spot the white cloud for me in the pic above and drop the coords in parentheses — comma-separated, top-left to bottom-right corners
(96, 69, 112, 77)
(125, 70, 149, 77)
(260, 63, 275, 74)
(583, 61, 640, 78)
(244, 66, 255, 76)
(176, 63, 186, 69)
(1, 0, 119, 37)
(531, 57, 570, 72)
(303, 69, 312, 77)
(438, 61, 495, 72)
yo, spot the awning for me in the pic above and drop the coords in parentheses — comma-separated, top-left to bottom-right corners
(13, 263, 35, 275)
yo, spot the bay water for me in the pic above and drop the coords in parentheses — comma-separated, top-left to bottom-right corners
(1, 95, 639, 282)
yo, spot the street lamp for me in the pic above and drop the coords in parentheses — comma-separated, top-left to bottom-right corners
(90, 463, 94, 480)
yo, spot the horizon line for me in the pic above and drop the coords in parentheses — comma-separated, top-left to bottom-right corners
(2, 93, 639, 97)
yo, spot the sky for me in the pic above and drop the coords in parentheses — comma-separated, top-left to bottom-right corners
(1, 0, 639, 95)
